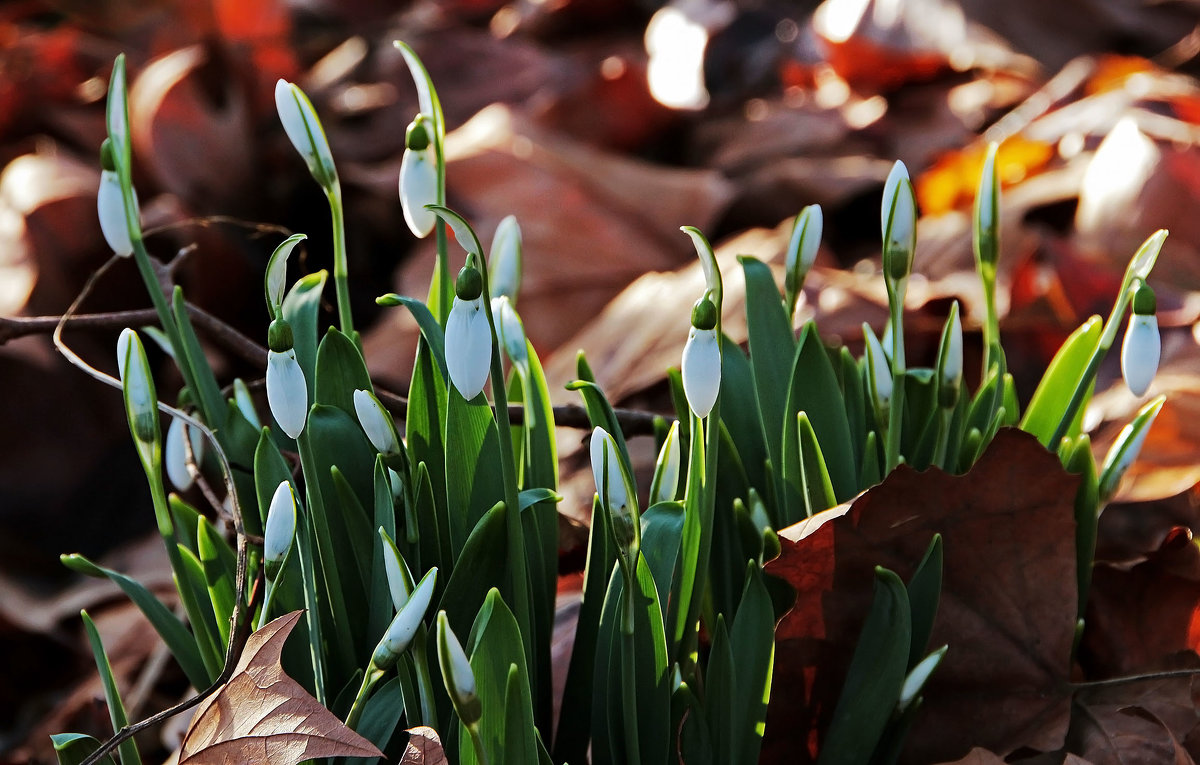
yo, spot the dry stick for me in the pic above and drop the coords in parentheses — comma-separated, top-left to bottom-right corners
(10, 306, 662, 436)
(51, 256, 251, 765)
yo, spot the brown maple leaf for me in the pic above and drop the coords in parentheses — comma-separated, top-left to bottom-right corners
(179, 611, 383, 764)
(400, 726, 449, 764)
(764, 428, 1081, 763)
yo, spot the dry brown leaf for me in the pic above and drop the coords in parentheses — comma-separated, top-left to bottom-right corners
(764, 429, 1080, 763)
(1070, 703, 1197, 765)
(400, 726, 449, 764)
(179, 611, 382, 764)
(933, 748, 1008, 765)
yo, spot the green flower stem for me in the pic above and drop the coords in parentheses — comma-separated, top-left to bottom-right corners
(433, 221, 451, 325)
(294, 518, 327, 705)
(256, 577, 278, 632)
(885, 290, 906, 473)
(466, 721, 490, 765)
(411, 628, 439, 728)
(931, 407, 952, 471)
(345, 664, 386, 731)
(620, 615, 642, 765)
(327, 187, 354, 339)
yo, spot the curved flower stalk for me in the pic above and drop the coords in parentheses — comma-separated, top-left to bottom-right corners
(1121, 280, 1159, 397)
(399, 116, 437, 237)
(445, 266, 492, 400)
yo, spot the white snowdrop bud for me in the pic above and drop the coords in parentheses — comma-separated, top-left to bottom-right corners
(399, 117, 437, 238)
(492, 295, 528, 368)
(266, 348, 308, 439)
(353, 389, 399, 455)
(864, 324, 892, 408)
(98, 170, 134, 257)
(275, 79, 337, 190)
(682, 327, 721, 418)
(1121, 281, 1159, 397)
(118, 328, 158, 446)
(263, 481, 297, 578)
(590, 427, 628, 517)
(786, 204, 823, 288)
(445, 296, 492, 400)
(165, 416, 205, 491)
(373, 567, 437, 669)
(437, 611, 480, 724)
(882, 160, 916, 280)
(489, 215, 522, 302)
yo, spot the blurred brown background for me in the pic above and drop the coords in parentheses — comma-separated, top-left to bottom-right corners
(4, 0, 1200, 760)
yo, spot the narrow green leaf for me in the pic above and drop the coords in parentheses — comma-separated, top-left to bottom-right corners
(376, 294, 449, 381)
(282, 270, 328, 400)
(906, 534, 943, 669)
(1020, 316, 1103, 446)
(740, 256, 795, 486)
(196, 516, 236, 648)
(176, 545, 225, 674)
(640, 501, 685, 611)
(797, 412, 837, 518)
(51, 733, 116, 765)
(706, 617, 736, 763)
(565, 379, 631, 469)
(730, 562, 775, 765)
(314, 327, 374, 418)
(81, 610, 142, 765)
(818, 567, 911, 765)
(445, 390, 505, 558)
(1064, 436, 1100, 619)
(439, 501, 508, 639)
(463, 590, 536, 765)
(59, 555, 210, 687)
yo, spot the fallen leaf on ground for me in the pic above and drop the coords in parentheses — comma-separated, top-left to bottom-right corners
(765, 428, 1080, 763)
(400, 726, 449, 764)
(179, 611, 382, 764)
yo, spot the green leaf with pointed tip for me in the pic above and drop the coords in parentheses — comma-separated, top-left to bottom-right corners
(377, 295, 449, 381)
(517, 487, 561, 512)
(331, 465, 376, 599)
(463, 590, 536, 765)
(797, 412, 837, 518)
(565, 379, 632, 469)
(81, 610, 142, 765)
(413, 461, 449, 578)
(838, 347, 867, 466)
(720, 334, 770, 502)
(282, 270, 328, 399)
(740, 256, 794, 487)
(176, 545, 225, 674)
(52, 734, 116, 765)
(906, 534, 943, 669)
(408, 336, 449, 559)
(707, 616, 736, 763)
(1020, 316, 1103, 447)
(439, 501, 509, 639)
(253, 426, 293, 529)
(370, 457, 399, 643)
(196, 516, 236, 648)
(314, 327, 374, 418)
(169, 496, 202, 558)
(59, 554, 210, 687)
(351, 676, 405, 759)
(818, 567, 911, 765)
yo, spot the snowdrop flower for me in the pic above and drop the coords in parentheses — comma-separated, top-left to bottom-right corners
(1121, 280, 1159, 397)
(118, 328, 158, 446)
(437, 611, 481, 725)
(353, 389, 399, 455)
(492, 295, 528, 368)
(898, 646, 948, 713)
(165, 415, 205, 491)
(275, 79, 337, 190)
(399, 116, 437, 237)
(881, 160, 916, 280)
(785, 204, 822, 294)
(263, 481, 297, 579)
(681, 297, 721, 418)
(938, 302, 963, 407)
(98, 170, 135, 257)
(590, 427, 629, 517)
(1099, 396, 1164, 499)
(489, 215, 522, 302)
(445, 266, 492, 400)
(373, 568, 437, 670)
(975, 143, 999, 263)
(265, 319, 307, 439)
(864, 324, 892, 409)
(650, 420, 681, 505)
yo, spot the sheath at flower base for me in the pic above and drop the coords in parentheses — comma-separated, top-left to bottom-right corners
(445, 295, 492, 400)
(266, 348, 307, 439)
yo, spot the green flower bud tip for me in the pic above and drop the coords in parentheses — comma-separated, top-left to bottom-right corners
(405, 117, 431, 151)
(99, 138, 116, 173)
(455, 266, 483, 301)
(263, 481, 297, 579)
(353, 389, 399, 455)
(265, 234, 306, 316)
(267, 319, 294, 353)
(373, 567, 437, 669)
(690, 297, 717, 330)
(1131, 280, 1156, 316)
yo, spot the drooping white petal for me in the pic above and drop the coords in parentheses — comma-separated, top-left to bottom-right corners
(786, 204, 823, 277)
(438, 613, 476, 700)
(376, 568, 437, 665)
(266, 348, 308, 439)
(1121, 313, 1160, 397)
(165, 416, 205, 491)
(489, 215, 522, 302)
(492, 296, 528, 368)
(590, 427, 628, 515)
(98, 170, 133, 257)
(399, 145, 437, 237)
(264, 481, 297, 563)
(275, 80, 336, 188)
(864, 324, 892, 407)
(353, 389, 399, 454)
(444, 296, 492, 399)
(682, 327, 721, 418)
